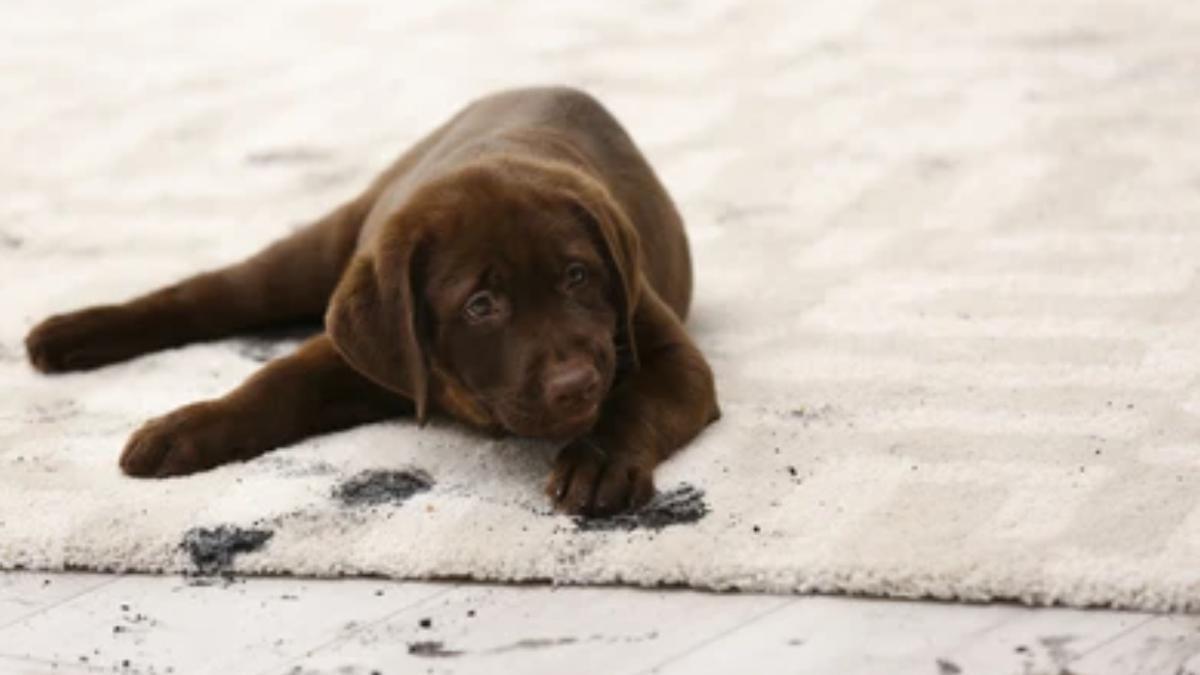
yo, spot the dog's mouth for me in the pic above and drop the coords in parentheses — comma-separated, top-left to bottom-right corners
(547, 401, 601, 438)
(495, 400, 601, 441)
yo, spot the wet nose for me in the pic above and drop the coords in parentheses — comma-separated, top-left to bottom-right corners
(544, 360, 600, 411)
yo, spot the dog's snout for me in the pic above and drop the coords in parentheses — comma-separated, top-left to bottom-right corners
(544, 360, 600, 411)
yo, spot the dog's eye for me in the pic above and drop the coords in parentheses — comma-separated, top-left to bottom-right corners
(565, 262, 588, 289)
(463, 291, 497, 321)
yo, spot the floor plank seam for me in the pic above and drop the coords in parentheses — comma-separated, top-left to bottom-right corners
(0, 650, 108, 674)
(0, 574, 125, 632)
(1067, 615, 1162, 664)
(632, 596, 799, 675)
(260, 584, 460, 675)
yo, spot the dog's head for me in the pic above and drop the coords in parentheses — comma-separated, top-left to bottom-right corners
(326, 157, 640, 440)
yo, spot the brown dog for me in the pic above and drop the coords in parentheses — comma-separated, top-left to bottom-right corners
(24, 87, 719, 516)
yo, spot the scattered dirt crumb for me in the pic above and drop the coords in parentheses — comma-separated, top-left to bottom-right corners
(407, 640, 461, 658)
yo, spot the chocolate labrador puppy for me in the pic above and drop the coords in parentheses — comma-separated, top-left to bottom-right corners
(25, 86, 719, 516)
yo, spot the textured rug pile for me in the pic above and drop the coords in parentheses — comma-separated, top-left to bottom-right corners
(4, 0, 1200, 611)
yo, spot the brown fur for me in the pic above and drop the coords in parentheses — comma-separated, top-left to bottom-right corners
(24, 86, 719, 516)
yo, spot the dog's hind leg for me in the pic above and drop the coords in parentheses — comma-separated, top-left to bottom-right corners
(25, 197, 370, 373)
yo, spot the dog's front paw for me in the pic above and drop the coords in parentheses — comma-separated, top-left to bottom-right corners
(546, 438, 655, 517)
(120, 402, 253, 478)
(26, 306, 134, 373)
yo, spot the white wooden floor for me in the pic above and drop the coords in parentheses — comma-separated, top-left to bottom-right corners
(0, 573, 1196, 674)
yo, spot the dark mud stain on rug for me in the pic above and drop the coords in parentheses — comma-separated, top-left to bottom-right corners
(334, 469, 433, 507)
(576, 483, 708, 532)
(181, 525, 274, 574)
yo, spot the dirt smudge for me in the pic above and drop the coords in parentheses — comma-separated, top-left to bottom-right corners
(181, 525, 273, 575)
(334, 470, 433, 507)
(407, 640, 462, 658)
(576, 483, 708, 532)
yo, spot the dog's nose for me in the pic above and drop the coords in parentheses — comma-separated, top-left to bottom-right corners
(544, 361, 600, 411)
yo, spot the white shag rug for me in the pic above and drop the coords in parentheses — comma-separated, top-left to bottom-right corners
(4, 0, 1200, 612)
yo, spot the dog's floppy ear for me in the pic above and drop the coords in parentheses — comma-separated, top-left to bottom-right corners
(570, 192, 641, 375)
(325, 237, 431, 423)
